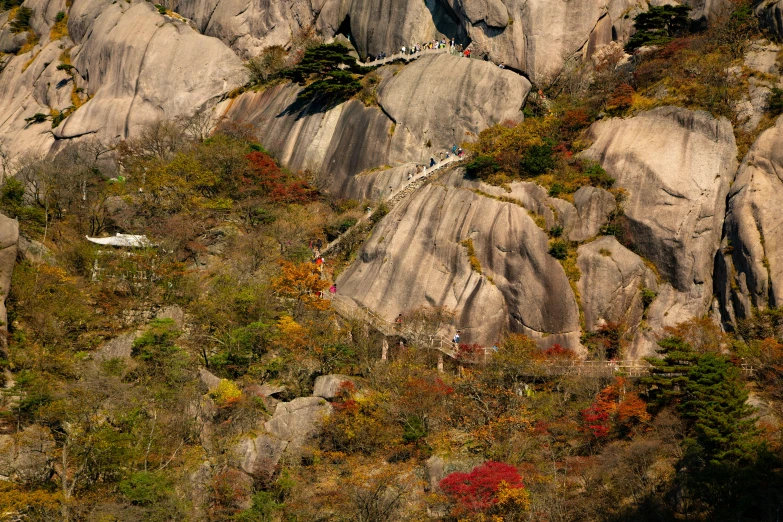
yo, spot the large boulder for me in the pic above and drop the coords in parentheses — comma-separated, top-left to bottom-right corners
(264, 396, 332, 452)
(577, 236, 660, 359)
(0, 425, 55, 484)
(336, 169, 582, 350)
(577, 236, 658, 334)
(582, 107, 737, 334)
(718, 117, 783, 325)
(223, 53, 529, 197)
(93, 331, 138, 362)
(312, 374, 354, 399)
(231, 433, 288, 480)
(53, 0, 246, 143)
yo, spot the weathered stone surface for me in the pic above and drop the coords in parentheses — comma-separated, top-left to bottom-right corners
(94, 331, 138, 362)
(232, 433, 288, 480)
(718, 117, 783, 326)
(264, 396, 332, 452)
(55, 0, 245, 143)
(174, 0, 319, 58)
(568, 186, 616, 242)
(157, 305, 186, 329)
(582, 107, 737, 330)
(577, 237, 657, 342)
(757, 0, 783, 41)
(312, 374, 354, 399)
(376, 53, 529, 153)
(199, 368, 222, 391)
(225, 54, 528, 197)
(336, 169, 582, 350)
(0, 214, 17, 357)
(424, 455, 446, 492)
(0, 425, 55, 484)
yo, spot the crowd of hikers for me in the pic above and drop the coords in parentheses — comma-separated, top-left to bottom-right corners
(368, 38, 472, 62)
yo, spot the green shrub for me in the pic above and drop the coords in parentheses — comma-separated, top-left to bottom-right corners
(584, 162, 614, 188)
(120, 471, 172, 506)
(154, 3, 166, 14)
(641, 287, 657, 308)
(549, 225, 563, 238)
(54, 10, 65, 22)
(465, 155, 500, 178)
(10, 6, 33, 33)
(24, 113, 48, 125)
(769, 88, 783, 116)
(549, 240, 569, 260)
(520, 142, 555, 177)
(548, 183, 565, 197)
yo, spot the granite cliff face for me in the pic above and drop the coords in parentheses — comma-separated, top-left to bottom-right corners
(718, 116, 783, 327)
(335, 106, 738, 358)
(223, 53, 530, 196)
(0, 0, 246, 158)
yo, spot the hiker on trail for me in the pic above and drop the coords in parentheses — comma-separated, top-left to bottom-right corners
(430, 157, 436, 167)
(457, 147, 464, 157)
(439, 152, 444, 161)
(452, 331, 461, 344)
(401, 45, 406, 55)
(452, 145, 457, 154)
(316, 256, 324, 273)
(396, 313, 403, 324)
(499, 62, 506, 69)
(464, 48, 471, 58)
(329, 284, 337, 294)
(316, 239, 323, 250)
(407, 173, 412, 181)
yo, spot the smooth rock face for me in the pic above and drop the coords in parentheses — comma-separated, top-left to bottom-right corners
(569, 186, 617, 242)
(0, 214, 17, 357)
(232, 433, 288, 480)
(56, 0, 246, 142)
(174, 0, 319, 58)
(376, 53, 529, 151)
(264, 397, 332, 452)
(94, 331, 138, 362)
(577, 236, 657, 339)
(718, 117, 783, 324)
(336, 170, 582, 350)
(312, 374, 354, 399)
(225, 54, 529, 197)
(583, 107, 737, 326)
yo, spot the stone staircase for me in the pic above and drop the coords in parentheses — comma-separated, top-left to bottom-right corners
(322, 154, 462, 255)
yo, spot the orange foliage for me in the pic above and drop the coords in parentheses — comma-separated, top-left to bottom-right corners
(271, 261, 330, 312)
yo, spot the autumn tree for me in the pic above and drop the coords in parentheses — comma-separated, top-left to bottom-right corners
(439, 461, 529, 519)
(272, 261, 330, 316)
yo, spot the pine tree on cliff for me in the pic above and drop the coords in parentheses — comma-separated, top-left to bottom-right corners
(284, 43, 367, 102)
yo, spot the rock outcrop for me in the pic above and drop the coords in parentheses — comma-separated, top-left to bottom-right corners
(264, 396, 331, 452)
(232, 433, 288, 480)
(336, 169, 582, 350)
(718, 116, 783, 325)
(312, 374, 354, 399)
(225, 53, 529, 197)
(583, 107, 737, 342)
(0, 0, 246, 160)
(0, 214, 17, 358)
(577, 237, 660, 359)
(0, 425, 55, 484)
(57, 0, 246, 142)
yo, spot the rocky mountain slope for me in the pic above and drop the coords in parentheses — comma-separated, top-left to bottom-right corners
(3, 0, 783, 361)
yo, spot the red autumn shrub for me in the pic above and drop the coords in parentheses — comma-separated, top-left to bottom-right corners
(245, 151, 319, 204)
(439, 461, 525, 514)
